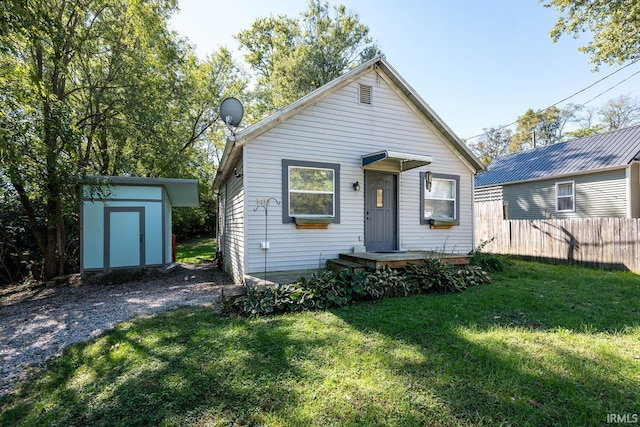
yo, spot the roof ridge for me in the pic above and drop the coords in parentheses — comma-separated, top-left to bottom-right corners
(476, 124, 640, 187)
(492, 124, 640, 160)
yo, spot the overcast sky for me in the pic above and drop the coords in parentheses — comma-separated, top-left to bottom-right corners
(170, 0, 640, 141)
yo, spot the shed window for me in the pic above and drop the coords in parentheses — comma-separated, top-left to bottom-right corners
(282, 159, 340, 223)
(420, 172, 460, 225)
(556, 181, 575, 212)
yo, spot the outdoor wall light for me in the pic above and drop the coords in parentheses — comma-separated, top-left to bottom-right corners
(352, 181, 361, 191)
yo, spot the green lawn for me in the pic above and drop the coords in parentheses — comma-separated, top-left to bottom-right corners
(1, 261, 639, 426)
(175, 236, 216, 264)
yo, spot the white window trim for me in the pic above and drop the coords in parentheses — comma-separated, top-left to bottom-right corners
(427, 178, 457, 217)
(555, 180, 575, 212)
(288, 165, 335, 218)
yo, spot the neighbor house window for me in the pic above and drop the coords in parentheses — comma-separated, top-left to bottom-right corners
(420, 172, 460, 225)
(282, 159, 340, 223)
(556, 181, 574, 212)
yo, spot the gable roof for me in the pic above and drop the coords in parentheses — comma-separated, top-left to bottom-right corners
(213, 56, 484, 189)
(475, 125, 640, 188)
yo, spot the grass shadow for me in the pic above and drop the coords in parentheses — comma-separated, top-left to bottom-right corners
(1, 308, 329, 426)
(2, 261, 639, 426)
(330, 261, 640, 425)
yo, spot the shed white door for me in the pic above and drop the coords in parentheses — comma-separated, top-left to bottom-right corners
(365, 171, 397, 252)
(105, 207, 145, 268)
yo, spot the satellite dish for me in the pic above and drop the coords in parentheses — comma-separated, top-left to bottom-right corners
(219, 97, 244, 128)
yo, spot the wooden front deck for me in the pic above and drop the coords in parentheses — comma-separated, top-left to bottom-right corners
(333, 251, 470, 271)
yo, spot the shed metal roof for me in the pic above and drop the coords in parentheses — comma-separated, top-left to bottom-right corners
(85, 176, 200, 207)
(474, 125, 640, 187)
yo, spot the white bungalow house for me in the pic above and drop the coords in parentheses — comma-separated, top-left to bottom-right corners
(213, 56, 485, 285)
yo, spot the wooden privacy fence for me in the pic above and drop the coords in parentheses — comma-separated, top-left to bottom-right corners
(474, 201, 640, 273)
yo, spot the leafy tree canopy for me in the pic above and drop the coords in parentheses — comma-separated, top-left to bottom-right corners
(543, 0, 640, 68)
(508, 106, 577, 152)
(1, 0, 245, 280)
(236, 0, 381, 112)
(470, 127, 513, 166)
(472, 96, 640, 163)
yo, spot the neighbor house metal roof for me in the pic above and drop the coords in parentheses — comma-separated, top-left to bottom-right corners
(474, 125, 640, 187)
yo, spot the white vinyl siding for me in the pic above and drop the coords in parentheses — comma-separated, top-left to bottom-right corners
(474, 186, 503, 202)
(503, 168, 628, 219)
(221, 157, 245, 283)
(241, 69, 476, 274)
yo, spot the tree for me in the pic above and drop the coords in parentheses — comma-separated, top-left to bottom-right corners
(236, 0, 381, 112)
(1, 0, 96, 279)
(1, 0, 231, 280)
(598, 94, 640, 130)
(471, 127, 513, 166)
(564, 105, 607, 138)
(509, 106, 576, 152)
(543, 0, 640, 68)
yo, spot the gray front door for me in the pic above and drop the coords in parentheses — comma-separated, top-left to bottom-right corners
(365, 171, 397, 252)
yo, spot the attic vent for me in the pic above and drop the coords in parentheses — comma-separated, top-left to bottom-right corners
(359, 84, 372, 105)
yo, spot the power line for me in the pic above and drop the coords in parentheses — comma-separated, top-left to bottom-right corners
(581, 69, 640, 106)
(464, 59, 640, 141)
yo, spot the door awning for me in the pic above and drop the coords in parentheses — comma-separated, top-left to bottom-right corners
(361, 150, 432, 172)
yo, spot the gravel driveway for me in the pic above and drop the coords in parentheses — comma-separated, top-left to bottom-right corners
(0, 263, 242, 397)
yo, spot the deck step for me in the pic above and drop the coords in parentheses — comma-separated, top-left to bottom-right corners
(327, 258, 367, 273)
(339, 251, 470, 270)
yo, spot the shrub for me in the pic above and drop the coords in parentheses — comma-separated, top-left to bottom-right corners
(225, 260, 492, 317)
(405, 260, 492, 293)
(360, 266, 411, 298)
(457, 264, 492, 286)
(405, 259, 461, 293)
(468, 238, 511, 272)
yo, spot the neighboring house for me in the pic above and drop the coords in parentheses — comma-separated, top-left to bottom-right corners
(213, 56, 485, 285)
(474, 125, 640, 220)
